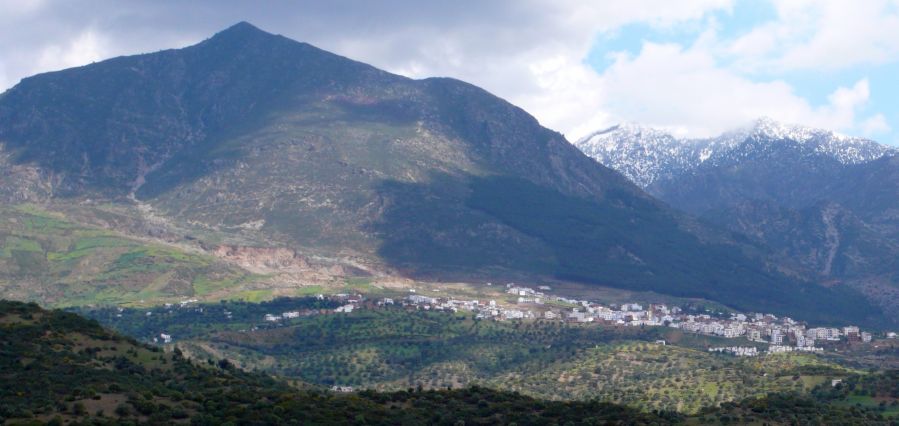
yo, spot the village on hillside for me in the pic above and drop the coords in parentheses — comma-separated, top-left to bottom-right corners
(248, 283, 891, 358)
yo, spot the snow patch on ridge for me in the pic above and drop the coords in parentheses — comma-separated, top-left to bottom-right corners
(575, 118, 896, 189)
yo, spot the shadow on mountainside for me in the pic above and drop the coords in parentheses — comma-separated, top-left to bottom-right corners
(371, 172, 887, 328)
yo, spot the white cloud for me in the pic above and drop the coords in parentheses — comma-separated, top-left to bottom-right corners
(0, 63, 8, 93)
(779, 0, 899, 71)
(0, 0, 47, 20)
(594, 41, 879, 138)
(300, 0, 895, 140)
(318, 0, 734, 139)
(0, 0, 893, 144)
(0, 0, 733, 141)
(823, 79, 870, 129)
(37, 29, 109, 72)
(726, 0, 899, 72)
(579, 0, 899, 141)
(520, 53, 609, 139)
(861, 114, 891, 135)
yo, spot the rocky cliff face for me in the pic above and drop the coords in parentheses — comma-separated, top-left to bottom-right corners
(212, 245, 310, 273)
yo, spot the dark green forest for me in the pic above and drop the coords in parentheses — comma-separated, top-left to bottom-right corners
(1, 300, 892, 424)
(3, 300, 676, 425)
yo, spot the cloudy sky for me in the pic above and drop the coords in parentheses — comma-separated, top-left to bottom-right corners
(2, 0, 898, 144)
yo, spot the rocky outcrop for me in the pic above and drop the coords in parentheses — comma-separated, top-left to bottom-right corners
(212, 245, 310, 273)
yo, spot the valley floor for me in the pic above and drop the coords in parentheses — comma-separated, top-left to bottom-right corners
(76, 295, 899, 417)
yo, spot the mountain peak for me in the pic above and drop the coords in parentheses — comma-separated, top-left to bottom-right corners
(200, 21, 288, 50)
(574, 123, 686, 188)
(214, 21, 271, 38)
(751, 116, 782, 129)
(740, 117, 823, 142)
(585, 122, 673, 141)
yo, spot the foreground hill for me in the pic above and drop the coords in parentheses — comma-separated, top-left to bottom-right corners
(2, 300, 893, 425)
(576, 119, 899, 322)
(0, 300, 675, 425)
(79, 298, 862, 415)
(0, 23, 881, 324)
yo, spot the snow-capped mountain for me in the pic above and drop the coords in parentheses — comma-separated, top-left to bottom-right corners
(577, 118, 899, 321)
(575, 118, 896, 189)
(575, 123, 702, 188)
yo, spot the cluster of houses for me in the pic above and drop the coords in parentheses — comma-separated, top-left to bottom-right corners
(148, 299, 204, 343)
(709, 346, 759, 357)
(264, 310, 304, 321)
(243, 283, 894, 358)
(261, 294, 363, 321)
(153, 333, 173, 344)
(145, 287, 893, 355)
(707, 343, 827, 357)
(402, 293, 535, 320)
(394, 284, 885, 354)
(670, 313, 874, 351)
(768, 345, 824, 354)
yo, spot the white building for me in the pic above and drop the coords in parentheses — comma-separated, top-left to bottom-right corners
(768, 345, 793, 354)
(622, 303, 643, 312)
(709, 346, 758, 357)
(722, 327, 742, 338)
(334, 304, 355, 313)
(408, 295, 437, 304)
(504, 310, 525, 320)
(770, 330, 783, 345)
(825, 328, 841, 340)
(567, 311, 594, 323)
(748, 329, 763, 342)
(807, 327, 841, 341)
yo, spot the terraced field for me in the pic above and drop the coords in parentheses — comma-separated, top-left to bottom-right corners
(0, 204, 260, 307)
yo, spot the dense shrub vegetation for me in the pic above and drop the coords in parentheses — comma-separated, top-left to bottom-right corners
(3, 300, 673, 425)
(3, 300, 897, 424)
(78, 299, 884, 415)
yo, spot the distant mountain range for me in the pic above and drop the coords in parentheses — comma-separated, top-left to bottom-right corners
(575, 119, 899, 320)
(576, 118, 895, 189)
(0, 23, 884, 325)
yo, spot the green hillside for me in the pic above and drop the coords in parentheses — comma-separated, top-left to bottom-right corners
(0, 300, 676, 425)
(0, 205, 258, 307)
(4, 300, 892, 425)
(79, 299, 875, 415)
